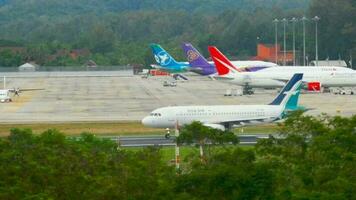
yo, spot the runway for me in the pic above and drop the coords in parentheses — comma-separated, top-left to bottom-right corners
(102, 134, 271, 147)
(1, 70, 133, 78)
(1, 70, 356, 123)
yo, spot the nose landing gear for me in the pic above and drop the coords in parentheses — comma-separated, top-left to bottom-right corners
(165, 128, 171, 139)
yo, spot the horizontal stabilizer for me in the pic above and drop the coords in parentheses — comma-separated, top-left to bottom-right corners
(172, 74, 189, 80)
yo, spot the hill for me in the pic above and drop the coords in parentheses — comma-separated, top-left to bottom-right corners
(0, 0, 353, 68)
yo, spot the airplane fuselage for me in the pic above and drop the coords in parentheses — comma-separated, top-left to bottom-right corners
(142, 105, 283, 129)
(153, 61, 277, 76)
(0, 89, 11, 103)
(151, 62, 190, 73)
(221, 66, 356, 88)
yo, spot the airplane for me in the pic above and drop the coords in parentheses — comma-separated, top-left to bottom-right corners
(0, 76, 44, 103)
(150, 43, 278, 78)
(181, 43, 278, 75)
(150, 43, 191, 74)
(208, 46, 356, 91)
(142, 73, 304, 131)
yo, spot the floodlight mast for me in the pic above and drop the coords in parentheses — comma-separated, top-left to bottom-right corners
(282, 18, 287, 65)
(312, 16, 320, 66)
(273, 19, 279, 64)
(290, 17, 298, 66)
(301, 16, 308, 66)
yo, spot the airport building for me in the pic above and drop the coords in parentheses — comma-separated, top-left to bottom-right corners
(310, 60, 348, 67)
(252, 44, 295, 65)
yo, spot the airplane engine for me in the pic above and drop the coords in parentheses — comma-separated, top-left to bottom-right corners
(307, 82, 321, 92)
(242, 74, 252, 84)
(204, 123, 225, 131)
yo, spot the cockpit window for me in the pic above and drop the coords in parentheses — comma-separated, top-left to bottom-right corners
(150, 113, 162, 117)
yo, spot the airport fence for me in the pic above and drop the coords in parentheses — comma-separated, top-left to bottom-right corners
(0, 65, 132, 72)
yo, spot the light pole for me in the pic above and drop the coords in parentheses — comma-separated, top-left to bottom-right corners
(282, 18, 287, 65)
(273, 19, 279, 64)
(312, 16, 320, 66)
(290, 17, 298, 66)
(350, 51, 353, 68)
(301, 16, 308, 66)
(175, 121, 180, 172)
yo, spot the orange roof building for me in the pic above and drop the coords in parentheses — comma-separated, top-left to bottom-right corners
(253, 44, 295, 65)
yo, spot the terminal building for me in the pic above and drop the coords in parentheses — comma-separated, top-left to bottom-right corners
(253, 43, 350, 67)
(252, 44, 295, 65)
(310, 60, 348, 67)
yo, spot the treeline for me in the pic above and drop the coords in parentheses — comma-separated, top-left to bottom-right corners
(0, 0, 354, 67)
(0, 0, 309, 18)
(0, 112, 354, 199)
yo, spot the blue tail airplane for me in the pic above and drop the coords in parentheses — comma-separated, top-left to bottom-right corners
(150, 43, 216, 76)
(150, 43, 190, 73)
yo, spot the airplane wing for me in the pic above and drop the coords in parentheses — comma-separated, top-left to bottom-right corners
(21, 88, 44, 92)
(9, 88, 45, 92)
(172, 74, 188, 81)
(150, 64, 164, 69)
(284, 106, 314, 112)
(8, 88, 45, 96)
(272, 78, 309, 85)
(271, 78, 290, 83)
(210, 76, 235, 81)
(188, 67, 204, 74)
(208, 116, 279, 128)
(226, 118, 278, 126)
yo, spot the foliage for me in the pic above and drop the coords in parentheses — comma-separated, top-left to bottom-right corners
(174, 147, 275, 200)
(0, 0, 322, 67)
(176, 121, 239, 146)
(0, 129, 174, 199)
(0, 0, 354, 67)
(309, 0, 356, 62)
(256, 111, 356, 199)
(0, 50, 22, 66)
(176, 121, 239, 163)
(0, 113, 355, 199)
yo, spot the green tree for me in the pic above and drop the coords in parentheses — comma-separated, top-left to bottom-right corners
(256, 112, 356, 199)
(0, 129, 174, 199)
(0, 50, 23, 67)
(309, 0, 356, 63)
(174, 147, 275, 200)
(176, 121, 238, 162)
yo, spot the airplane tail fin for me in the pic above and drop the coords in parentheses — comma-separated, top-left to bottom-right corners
(181, 43, 212, 70)
(150, 43, 180, 67)
(269, 73, 303, 110)
(208, 46, 240, 76)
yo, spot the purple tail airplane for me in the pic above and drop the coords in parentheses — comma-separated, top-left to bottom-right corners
(181, 43, 216, 76)
(181, 42, 278, 75)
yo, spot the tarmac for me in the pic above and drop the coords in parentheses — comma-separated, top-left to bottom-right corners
(100, 134, 270, 147)
(0, 71, 355, 123)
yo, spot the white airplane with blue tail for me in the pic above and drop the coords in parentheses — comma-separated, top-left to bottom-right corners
(142, 73, 304, 131)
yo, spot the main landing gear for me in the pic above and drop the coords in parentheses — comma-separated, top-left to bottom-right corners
(243, 83, 254, 95)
